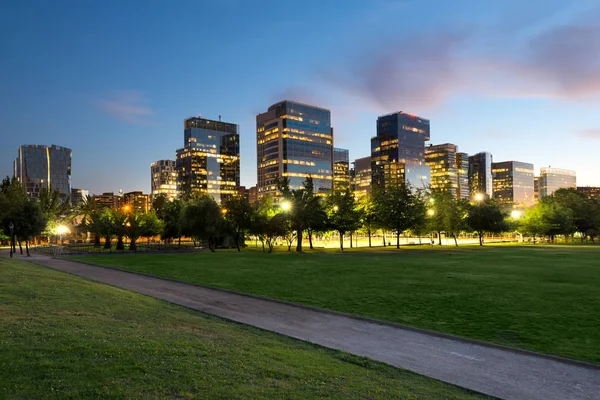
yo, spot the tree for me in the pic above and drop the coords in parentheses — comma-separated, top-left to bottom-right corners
(264, 213, 289, 253)
(357, 194, 377, 247)
(181, 195, 225, 252)
(125, 211, 163, 251)
(112, 210, 127, 250)
(538, 196, 574, 242)
(151, 194, 169, 217)
(98, 210, 115, 249)
(327, 190, 360, 251)
(84, 211, 103, 247)
(39, 189, 71, 236)
(374, 184, 425, 249)
(17, 200, 46, 256)
(161, 199, 183, 244)
(76, 195, 99, 244)
(427, 190, 468, 246)
(466, 199, 509, 246)
(223, 196, 253, 251)
(0, 178, 29, 254)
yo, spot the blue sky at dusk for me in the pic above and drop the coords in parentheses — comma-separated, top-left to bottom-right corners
(1, 0, 600, 194)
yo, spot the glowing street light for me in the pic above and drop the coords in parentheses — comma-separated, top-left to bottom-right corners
(427, 209, 435, 216)
(474, 193, 485, 202)
(55, 225, 69, 245)
(123, 204, 131, 213)
(280, 201, 291, 211)
(511, 210, 522, 219)
(333, 205, 339, 212)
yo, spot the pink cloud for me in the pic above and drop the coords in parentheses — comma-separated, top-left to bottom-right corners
(578, 129, 600, 139)
(99, 90, 152, 124)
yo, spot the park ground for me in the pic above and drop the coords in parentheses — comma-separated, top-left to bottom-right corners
(71, 244, 600, 364)
(0, 256, 488, 399)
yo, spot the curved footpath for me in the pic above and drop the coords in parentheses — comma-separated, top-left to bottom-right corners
(7, 251, 600, 400)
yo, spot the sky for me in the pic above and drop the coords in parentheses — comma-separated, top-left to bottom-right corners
(1, 0, 600, 195)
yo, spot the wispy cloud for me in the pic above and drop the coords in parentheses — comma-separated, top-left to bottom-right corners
(578, 129, 600, 139)
(98, 90, 152, 124)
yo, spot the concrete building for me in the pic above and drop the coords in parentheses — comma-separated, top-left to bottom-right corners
(539, 167, 576, 199)
(14, 144, 72, 201)
(93, 192, 122, 209)
(123, 191, 151, 213)
(71, 188, 89, 205)
(577, 186, 600, 200)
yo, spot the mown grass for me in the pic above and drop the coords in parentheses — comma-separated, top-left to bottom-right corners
(72, 245, 600, 364)
(0, 257, 488, 399)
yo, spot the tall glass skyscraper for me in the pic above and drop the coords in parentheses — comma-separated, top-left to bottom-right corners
(539, 167, 576, 198)
(14, 144, 72, 201)
(151, 159, 178, 200)
(492, 161, 535, 207)
(371, 112, 430, 189)
(256, 101, 333, 198)
(424, 143, 468, 199)
(176, 117, 240, 202)
(352, 156, 372, 198)
(468, 152, 493, 199)
(333, 147, 350, 193)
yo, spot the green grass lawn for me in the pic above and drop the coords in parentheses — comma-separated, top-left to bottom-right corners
(0, 258, 487, 399)
(71, 245, 600, 364)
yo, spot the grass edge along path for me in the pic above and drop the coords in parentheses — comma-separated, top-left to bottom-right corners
(69, 245, 600, 365)
(0, 257, 489, 399)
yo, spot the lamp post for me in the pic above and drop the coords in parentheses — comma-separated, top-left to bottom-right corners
(9, 222, 14, 258)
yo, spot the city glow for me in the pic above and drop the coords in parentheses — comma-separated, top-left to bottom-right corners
(280, 201, 291, 211)
(511, 210, 522, 219)
(474, 193, 485, 202)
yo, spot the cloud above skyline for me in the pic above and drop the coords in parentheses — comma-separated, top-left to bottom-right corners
(578, 129, 600, 139)
(98, 90, 152, 124)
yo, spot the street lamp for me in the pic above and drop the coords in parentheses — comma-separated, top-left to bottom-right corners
(427, 209, 435, 216)
(333, 205, 339, 212)
(9, 222, 14, 258)
(56, 225, 69, 245)
(474, 193, 485, 202)
(511, 210, 522, 219)
(280, 201, 291, 211)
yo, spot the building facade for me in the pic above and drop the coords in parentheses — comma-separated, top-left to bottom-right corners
(14, 144, 72, 201)
(256, 100, 333, 198)
(176, 117, 240, 202)
(371, 112, 430, 189)
(424, 143, 468, 199)
(534, 176, 539, 200)
(492, 161, 535, 207)
(333, 148, 350, 193)
(123, 191, 151, 213)
(71, 188, 89, 205)
(151, 159, 178, 200)
(352, 156, 372, 198)
(539, 167, 576, 199)
(93, 192, 122, 209)
(577, 186, 600, 200)
(468, 152, 493, 199)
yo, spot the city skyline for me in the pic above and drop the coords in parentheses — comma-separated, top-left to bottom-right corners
(2, 0, 600, 194)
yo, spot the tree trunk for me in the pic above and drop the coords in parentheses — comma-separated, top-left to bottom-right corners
(339, 232, 344, 251)
(478, 232, 483, 246)
(308, 229, 314, 250)
(438, 231, 442, 246)
(19, 241, 23, 255)
(25, 240, 30, 256)
(349, 232, 353, 248)
(452, 233, 458, 247)
(383, 233, 386, 247)
(368, 228, 372, 248)
(130, 238, 137, 252)
(296, 230, 303, 252)
(235, 231, 241, 252)
(396, 231, 400, 249)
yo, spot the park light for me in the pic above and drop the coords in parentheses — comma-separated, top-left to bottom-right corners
(280, 201, 291, 211)
(427, 209, 435, 216)
(333, 205, 339, 212)
(55, 225, 69, 235)
(511, 210, 522, 219)
(429, 197, 435, 204)
(474, 193, 485, 202)
(123, 204, 131, 213)
(221, 208, 228, 215)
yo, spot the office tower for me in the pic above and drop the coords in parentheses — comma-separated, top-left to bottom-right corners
(93, 192, 122, 209)
(176, 116, 240, 202)
(371, 112, 430, 189)
(539, 167, 576, 198)
(577, 186, 600, 200)
(534, 177, 539, 200)
(492, 161, 535, 206)
(71, 188, 89, 205)
(14, 144, 72, 201)
(123, 191, 151, 213)
(468, 152, 493, 199)
(333, 148, 350, 193)
(248, 186, 258, 204)
(256, 100, 333, 198)
(424, 143, 468, 199)
(456, 152, 469, 200)
(352, 156, 372, 198)
(151, 159, 177, 200)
